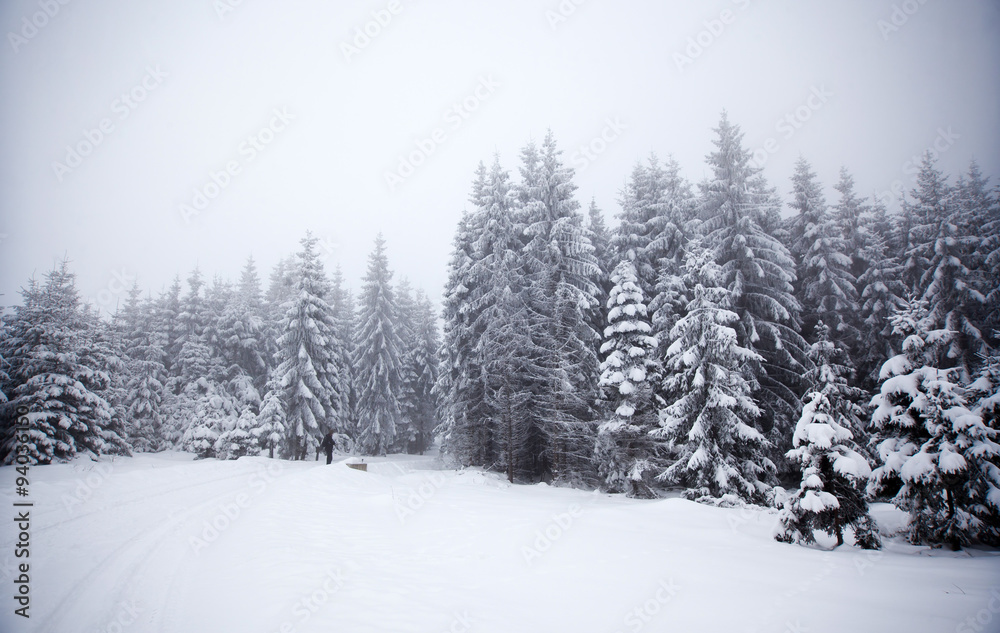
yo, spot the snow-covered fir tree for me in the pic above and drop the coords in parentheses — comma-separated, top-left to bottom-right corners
(436, 206, 493, 467)
(0, 261, 127, 464)
(354, 233, 404, 456)
(918, 187, 987, 381)
(900, 152, 952, 295)
(856, 232, 907, 389)
(405, 290, 440, 454)
(654, 249, 771, 503)
(393, 278, 419, 453)
(595, 260, 662, 497)
(256, 371, 286, 459)
(120, 283, 168, 452)
(612, 154, 694, 300)
(217, 257, 268, 389)
(700, 111, 808, 460)
(275, 233, 345, 459)
(789, 158, 860, 346)
(518, 131, 603, 481)
(214, 408, 263, 459)
(775, 391, 881, 549)
(869, 300, 1000, 549)
(329, 266, 357, 437)
(803, 322, 868, 448)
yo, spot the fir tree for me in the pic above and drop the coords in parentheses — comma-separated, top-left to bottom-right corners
(595, 261, 662, 497)
(856, 232, 906, 389)
(354, 234, 404, 456)
(256, 372, 287, 459)
(700, 111, 808, 458)
(900, 152, 951, 295)
(654, 249, 770, 503)
(1, 261, 127, 464)
(775, 391, 881, 549)
(436, 207, 493, 467)
(518, 131, 603, 481)
(869, 301, 1000, 549)
(275, 233, 344, 459)
(121, 283, 167, 452)
(215, 408, 262, 459)
(329, 266, 357, 437)
(789, 158, 860, 346)
(407, 290, 440, 454)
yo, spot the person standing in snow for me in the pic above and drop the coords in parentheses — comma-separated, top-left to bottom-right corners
(320, 431, 334, 465)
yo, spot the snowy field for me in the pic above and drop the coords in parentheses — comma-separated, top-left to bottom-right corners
(2, 453, 998, 633)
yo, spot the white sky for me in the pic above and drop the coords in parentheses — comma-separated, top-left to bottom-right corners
(1, 0, 998, 314)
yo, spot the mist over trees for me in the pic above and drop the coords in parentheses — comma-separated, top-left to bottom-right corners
(2, 112, 998, 549)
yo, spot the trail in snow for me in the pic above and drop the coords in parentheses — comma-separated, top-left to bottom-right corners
(1, 452, 998, 633)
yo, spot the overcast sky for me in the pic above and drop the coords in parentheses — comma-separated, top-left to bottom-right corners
(1, 0, 998, 314)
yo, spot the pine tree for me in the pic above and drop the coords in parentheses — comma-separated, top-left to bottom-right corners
(476, 260, 547, 483)
(869, 300, 1000, 549)
(775, 391, 880, 549)
(518, 131, 603, 481)
(436, 207, 493, 467)
(354, 234, 404, 456)
(256, 372, 286, 459)
(214, 408, 263, 459)
(612, 154, 694, 298)
(393, 278, 419, 453)
(218, 257, 268, 389)
(121, 283, 168, 452)
(595, 261, 662, 497)
(919, 190, 987, 382)
(789, 158, 860, 346)
(329, 266, 357, 436)
(700, 112, 808, 458)
(654, 249, 770, 503)
(969, 354, 1000, 544)
(1, 261, 126, 464)
(856, 232, 906, 389)
(900, 152, 951, 295)
(407, 290, 440, 454)
(275, 233, 344, 459)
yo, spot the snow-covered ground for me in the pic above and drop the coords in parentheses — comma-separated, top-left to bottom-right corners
(2, 453, 998, 633)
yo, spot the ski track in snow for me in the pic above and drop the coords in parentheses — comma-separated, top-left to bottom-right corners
(2, 453, 999, 633)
